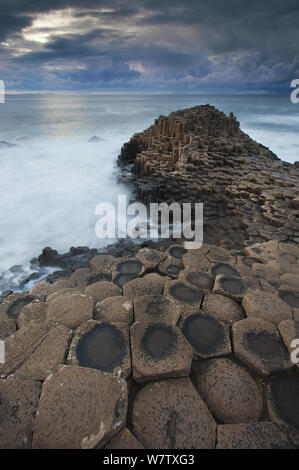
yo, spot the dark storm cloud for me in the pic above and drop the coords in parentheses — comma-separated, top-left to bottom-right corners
(0, 0, 298, 92)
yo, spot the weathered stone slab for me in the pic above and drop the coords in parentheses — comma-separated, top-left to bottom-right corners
(232, 317, 292, 376)
(131, 322, 193, 382)
(84, 281, 121, 303)
(47, 293, 94, 329)
(95, 296, 133, 324)
(67, 320, 131, 378)
(0, 378, 41, 449)
(242, 290, 292, 325)
(123, 277, 163, 298)
(194, 358, 263, 424)
(266, 376, 299, 435)
(0, 317, 16, 340)
(213, 274, 245, 303)
(179, 268, 214, 291)
(105, 427, 144, 449)
(201, 293, 244, 325)
(133, 295, 181, 325)
(0, 292, 38, 322)
(17, 300, 47, 329)
(136, 247, 166, 270)
(30, 281, 56, 297)
(89, 254, 116, 274)
(132, 378, 216, 449)
(164, 280, 203, 309)
(32, 365, 127, 449)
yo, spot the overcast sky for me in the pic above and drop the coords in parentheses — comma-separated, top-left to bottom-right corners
(0, 0, 298, 93)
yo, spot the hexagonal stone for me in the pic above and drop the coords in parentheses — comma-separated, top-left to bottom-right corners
(46, 287, 79, 304)
(132, 378, 216, 449)
(17, 300, 47, 329)
(266, 376, 299, 434)
(13, 324, 72, 380)
(130, 322, 193, 382)
(210, 263, 240, 279)
(217, 422, 294, 449)
(179, 268, 214, 292)
(232, 318, 292, 376)
(0, 378, 41, 449)
(136, 248, 165, 270)
(89, 254, 116, 274)
(69, 268, 90, 289)
(112, 258, 143, 288)
(166, 244, 187, 259)
(194, 358, 263, 424)
(133, 295, 181, 325)
(201, 293, 244, 325)
(123, 277, 163, 298)
(180, 311, 231, 359)
(0, 292, 38, 322)
(280, 274, 299, 289)
(0, 321, 48, 377)
(158, 256, 183, 278)
(47, 293, 94, 329)
(32, 365, 127, 449)
(206, 246, 236, 264)
(164, 280, 203, 309)
(85, 281, 121, 303)
(67, 320, 131, 378)
(30, 281, 56, 297)
(242, 290, 292, 325)
(181, 250, 210, 271)
(105, 427, 144, 449)
(95, 296, 133, 324)
(278, 285, 299, 310)
(213, 274, 245, 303)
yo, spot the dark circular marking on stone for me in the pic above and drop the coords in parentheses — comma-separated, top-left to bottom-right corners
(185, 271, 213, 290)
(211, 263, 240, 278)
(146, 298, 168, 317)
(169, 246, 187, 259)
(245, 332, 289, 361)
(141, 324, 177, 359)
(166, 265, 180, 275)
(116, 260, 142, 274)
(220, 277, 244, 294)
(7, 296, 35, 319)
(113, 272, 139, 288)
(182, 313, 224, 355)
(169, 282, 203, 304)
(76, 323, 126, 372)
(278, 289, 299, 309)
(270, 377, 299, 431)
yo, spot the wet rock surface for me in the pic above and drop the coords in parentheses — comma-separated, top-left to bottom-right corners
(1, 105, 299, 449)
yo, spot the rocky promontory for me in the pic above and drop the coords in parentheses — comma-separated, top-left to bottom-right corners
(0, 105, 299, 450)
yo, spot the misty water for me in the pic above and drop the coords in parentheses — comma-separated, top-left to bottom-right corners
(0, 93, 298, 291)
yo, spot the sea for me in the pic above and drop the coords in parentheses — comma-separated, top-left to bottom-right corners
(0, 93, 298, 291)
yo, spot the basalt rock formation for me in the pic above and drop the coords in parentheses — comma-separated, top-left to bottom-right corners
(0, 105, 298, 450)
(119, 105, 299, 249)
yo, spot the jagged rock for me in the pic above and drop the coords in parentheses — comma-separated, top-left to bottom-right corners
(242, 290, 292, 325)
(194, 358, 263, 424)
(95, 296, 133, 324)
(67, 320, 131, 378)
(133, 295, 181, 325)
(46, 293, 94, 329)
(217, 422, 294, 449)
(132, 378, 216, 449)
(179, 311, 231, 359)
(0, 378, 41, 449)
(232, 317, 292, 376)
(130, 321, 193, 382)
(32, 365, 127, 449)
(201, 293, 245, 325)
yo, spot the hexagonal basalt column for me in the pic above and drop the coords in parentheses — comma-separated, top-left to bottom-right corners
(179, 268, 214, 292)
(67, 320, 131, 378)
(130, 322, 193, 382)
(84, 281, 121, 303)
(278, 286, 299, 310)
(266, 376, 299, 435)
(112, 258, 143, 288)
(135, 248, 166, 270)
(201, 293, 244, 325)
(164, 280, 203, 310)
(132, 378, 216, 449)
(95, 296, 133, 325)
(123, 277, 163, 298)
(242, 290, 292, 325)
(194, 358, 263, 424)
(0, 293, 38, 322)
(232, 317, 292, 376)
(180, 311, 231, 359)
(166, 244, 187, 259)
(210, 263, 240, 279)
(213, 274, 245, 303)
(133, 295, 181, 325)
(158, 256, 183, 278)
